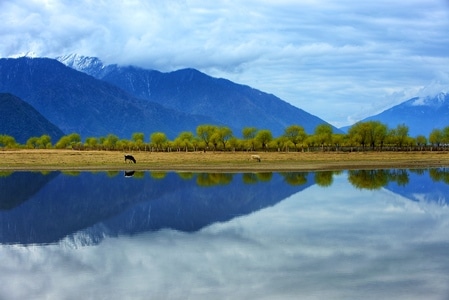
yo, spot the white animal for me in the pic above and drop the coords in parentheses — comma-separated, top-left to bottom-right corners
(250, 154, 261, 162)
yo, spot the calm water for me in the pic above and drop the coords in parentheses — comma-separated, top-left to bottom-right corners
(1, 169, 448, 299)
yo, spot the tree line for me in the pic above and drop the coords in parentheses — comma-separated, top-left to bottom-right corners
(1, 121, 449, 152)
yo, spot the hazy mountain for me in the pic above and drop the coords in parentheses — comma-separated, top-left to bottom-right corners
(340, 92, 449, 137)
(0, 93, 64, 143)
(58, 54, 341, 136)
(0, 57, 217, 139)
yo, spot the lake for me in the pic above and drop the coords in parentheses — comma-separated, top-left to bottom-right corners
(1, 168, 448, 299)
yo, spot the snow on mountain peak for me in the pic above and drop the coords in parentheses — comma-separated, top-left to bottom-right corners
(410, 91, 448, 107)
(56, 53, 104, 73)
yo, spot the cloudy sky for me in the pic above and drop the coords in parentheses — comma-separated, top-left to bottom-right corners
(1, 0, 449, 127)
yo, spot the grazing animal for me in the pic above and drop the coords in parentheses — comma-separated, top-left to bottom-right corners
(250, 154, 261, 162)
(124, 154, 136, 164)
(124, 170, 135, 177)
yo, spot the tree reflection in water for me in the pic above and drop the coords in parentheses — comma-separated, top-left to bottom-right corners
(196, 173, 233, 186)
(314, 170, 343, 187)
(150, 171, 168, 179)
(280, 172, 308, 186)
(429, 167, 449, 184)
(242, 172, 273, 184)
(348, 169, 410, 190)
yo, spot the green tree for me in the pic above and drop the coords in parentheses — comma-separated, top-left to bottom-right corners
(304, 135, 317, 151)
(0, 135, 18, 148)
(415, 135, 427, 150)
(174, 131, 194, 151)
(314, 124, 333, 151)
(442, 126, 449, 146)
(38, 135, 52, 149)
(242, 127, 257, 151)
(350, 121, 388, 150)
(284, 125, 307, 151)
(215, 126, 233, 150)
(210, 130, 220, 150)
(55, 133, 81, 149)
(85, 137, 99, 150)
(331, 133, 345, 151)
(272, 136, 289, 152)
(228, 137, 242, 151)
(151, 132, 167, 151)
(388, 124, 409, 149)
(196, 124, 216, 151)
(117, 139, 131, 151)
(371, 121, 388, 150)
(26, 137, 39, 149)
(132, 132, 145, 150)
(255, 129, 273, 150)
(102, 134, 119, 150)
(395, 124, 409, 148)
(27, 135, 51, 149)
(348, 122, 370, 149)
(429, 128, 443, 147)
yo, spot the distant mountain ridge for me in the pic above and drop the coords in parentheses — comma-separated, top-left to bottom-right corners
(58, 54, 341, 136)
(0, 57, 218, 139)
(340, 92, 449, 137)
(0, 93, 64, 143)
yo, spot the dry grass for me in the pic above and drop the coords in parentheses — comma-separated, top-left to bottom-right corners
(0, 149, 448, 172)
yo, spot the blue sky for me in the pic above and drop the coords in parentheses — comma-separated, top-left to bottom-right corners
(1, 0, 448, 127)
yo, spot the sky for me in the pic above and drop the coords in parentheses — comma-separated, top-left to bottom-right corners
(1, 0, 449, 127)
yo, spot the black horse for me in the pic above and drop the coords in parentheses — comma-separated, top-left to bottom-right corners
(124, 170, 135, 177)
(124, 154, 136, 163)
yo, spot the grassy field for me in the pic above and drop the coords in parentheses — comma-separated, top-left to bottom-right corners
(0, 149, 448, 172)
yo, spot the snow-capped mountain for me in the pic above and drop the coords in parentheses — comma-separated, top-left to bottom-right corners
(409, 92, 448, 108)
(57, 53, 106, 77)
(340, 92, 449, 137)
(57, 54, 341, 135)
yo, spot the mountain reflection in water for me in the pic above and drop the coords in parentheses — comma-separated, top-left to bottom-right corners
(0, 171, 315, 245)
(0, 168, 448, 246)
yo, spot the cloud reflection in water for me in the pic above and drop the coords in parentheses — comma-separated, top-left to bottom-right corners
(0, 172, 448, 299)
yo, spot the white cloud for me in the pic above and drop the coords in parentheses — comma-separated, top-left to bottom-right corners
(1, 0, 449, 127)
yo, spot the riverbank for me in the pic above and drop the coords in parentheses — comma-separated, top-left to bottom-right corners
(0, 149, 448, 172)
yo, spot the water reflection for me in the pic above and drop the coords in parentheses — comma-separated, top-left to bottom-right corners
(1, 168, 448, 247)
(0, 171, 317, 245)
(348, 169, 409, 189)
(0, 169, 448, 300)
(0, 171, 58, 209)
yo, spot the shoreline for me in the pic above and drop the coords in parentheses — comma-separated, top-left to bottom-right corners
(0, 149, 448, 172)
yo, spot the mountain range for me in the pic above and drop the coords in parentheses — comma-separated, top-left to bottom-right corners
(340, 92, 449, 137)
(1, 54, 447, 142)
(57, 54, 341, 137)
(0, 55, 339, 142)
(0, 57, 219, 140)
